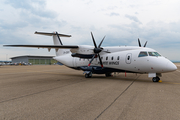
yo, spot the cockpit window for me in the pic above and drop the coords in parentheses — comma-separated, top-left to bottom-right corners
(148, 52, 161, 56)
(138, 51, 148, 57)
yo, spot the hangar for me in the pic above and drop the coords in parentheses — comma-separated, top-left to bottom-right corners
(10, 55, 57, 65)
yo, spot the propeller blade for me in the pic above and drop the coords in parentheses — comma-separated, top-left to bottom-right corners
(88, 32, 105, 68)
(98, 53, 103, 68)
(88, 54, 97, 67)
(144, 41, 147, 47)
(91, 32, 97, 48)
(138, 38, 141, 47)
(56, 32, 63, 45)
(98, 36, 106, 48)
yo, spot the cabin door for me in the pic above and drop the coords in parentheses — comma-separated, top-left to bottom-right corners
(126, 53, 132, 64)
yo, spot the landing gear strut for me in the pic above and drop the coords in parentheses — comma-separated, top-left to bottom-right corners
(152, 76, 160, 82)
(85, 72, 92, 78)
(105, 73, 112, 77)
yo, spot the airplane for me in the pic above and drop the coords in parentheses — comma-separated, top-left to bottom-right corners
(4, 31, 177, 82)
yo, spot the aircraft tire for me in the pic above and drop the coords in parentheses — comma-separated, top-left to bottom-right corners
(85, 74, 89, 78)
(156, 76, 160, 82)
(152, 77, 160, 82)
(85, 72, 92, 78)
(105, 73, 112, 77)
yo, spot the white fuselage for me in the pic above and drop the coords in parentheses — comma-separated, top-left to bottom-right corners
(5, 31, 177, 81)
(54, 46, 177, 74)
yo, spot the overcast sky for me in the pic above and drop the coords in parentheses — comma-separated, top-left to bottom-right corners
(0, 0, 180, 61)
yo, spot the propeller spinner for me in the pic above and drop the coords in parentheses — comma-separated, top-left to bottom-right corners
(88, 32, 105, 68)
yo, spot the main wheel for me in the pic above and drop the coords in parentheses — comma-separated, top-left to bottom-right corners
(85, 74, 89, 78)
(85, 72, 92, 78)
(105, 73, 112, 77)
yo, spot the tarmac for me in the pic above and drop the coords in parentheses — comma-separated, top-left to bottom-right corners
(0, 64, 180, 120)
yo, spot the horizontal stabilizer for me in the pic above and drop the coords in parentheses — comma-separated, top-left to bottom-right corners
(35, 31, 71, 37)
(3, 45, 78, 49)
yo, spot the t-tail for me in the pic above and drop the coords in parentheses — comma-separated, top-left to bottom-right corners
(35, 31, 71, 56)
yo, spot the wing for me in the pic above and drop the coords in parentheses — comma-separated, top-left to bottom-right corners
(3, 45, 78, 49)
(3, 45, 100, 58)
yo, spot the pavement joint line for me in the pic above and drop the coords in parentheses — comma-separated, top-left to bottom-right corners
(0, 69, 63, 75)
(94, 75, 140, 120)
(28, 71, 62, 75)
(0, 80, 88, 104)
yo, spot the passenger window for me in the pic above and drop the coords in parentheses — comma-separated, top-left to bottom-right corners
(106, 56, 108, 60)
(117, 56, 119, 60)
(111, 57, 113, 60)
(138, 51, 148, 57)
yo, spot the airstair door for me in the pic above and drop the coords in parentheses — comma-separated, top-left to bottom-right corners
(126, 53, 132, 64)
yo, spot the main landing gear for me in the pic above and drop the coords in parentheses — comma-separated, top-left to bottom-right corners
(85, 72, 92, 78)
(105, 73, 112, 77)
(85, 72, 112, 78)
(152, 76, 160, 82)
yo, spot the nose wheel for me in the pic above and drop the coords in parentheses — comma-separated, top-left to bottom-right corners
(152, 76, 160, 82)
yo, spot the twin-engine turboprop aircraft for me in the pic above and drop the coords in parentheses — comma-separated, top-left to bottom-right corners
(4, 31, 177, 82)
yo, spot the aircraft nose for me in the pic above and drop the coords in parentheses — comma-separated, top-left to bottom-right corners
(166, 61, 177, 72)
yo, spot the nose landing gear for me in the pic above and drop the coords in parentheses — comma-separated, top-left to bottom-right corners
(152, 76, 160, 82)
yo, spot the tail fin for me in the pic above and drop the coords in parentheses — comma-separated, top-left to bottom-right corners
(35, 31, 71, 56)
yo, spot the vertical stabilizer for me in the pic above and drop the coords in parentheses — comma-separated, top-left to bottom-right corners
(52, 34, 70, 56)
(35, 31, 71, 56)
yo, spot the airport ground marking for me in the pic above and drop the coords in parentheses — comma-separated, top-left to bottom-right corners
(161, 82, 180, 85)
(0, 79, 88, 104)
(94, 75, 140, 120)
(0, 69, 64, 75)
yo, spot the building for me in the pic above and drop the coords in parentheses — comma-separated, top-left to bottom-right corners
(10, 55, 57, 65)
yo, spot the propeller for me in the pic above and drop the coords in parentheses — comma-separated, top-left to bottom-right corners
(138, 38, 141, 47)
(88, 32, 105, 68)
(144, 41, 147, 47)
(138, 38, 147, 47)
